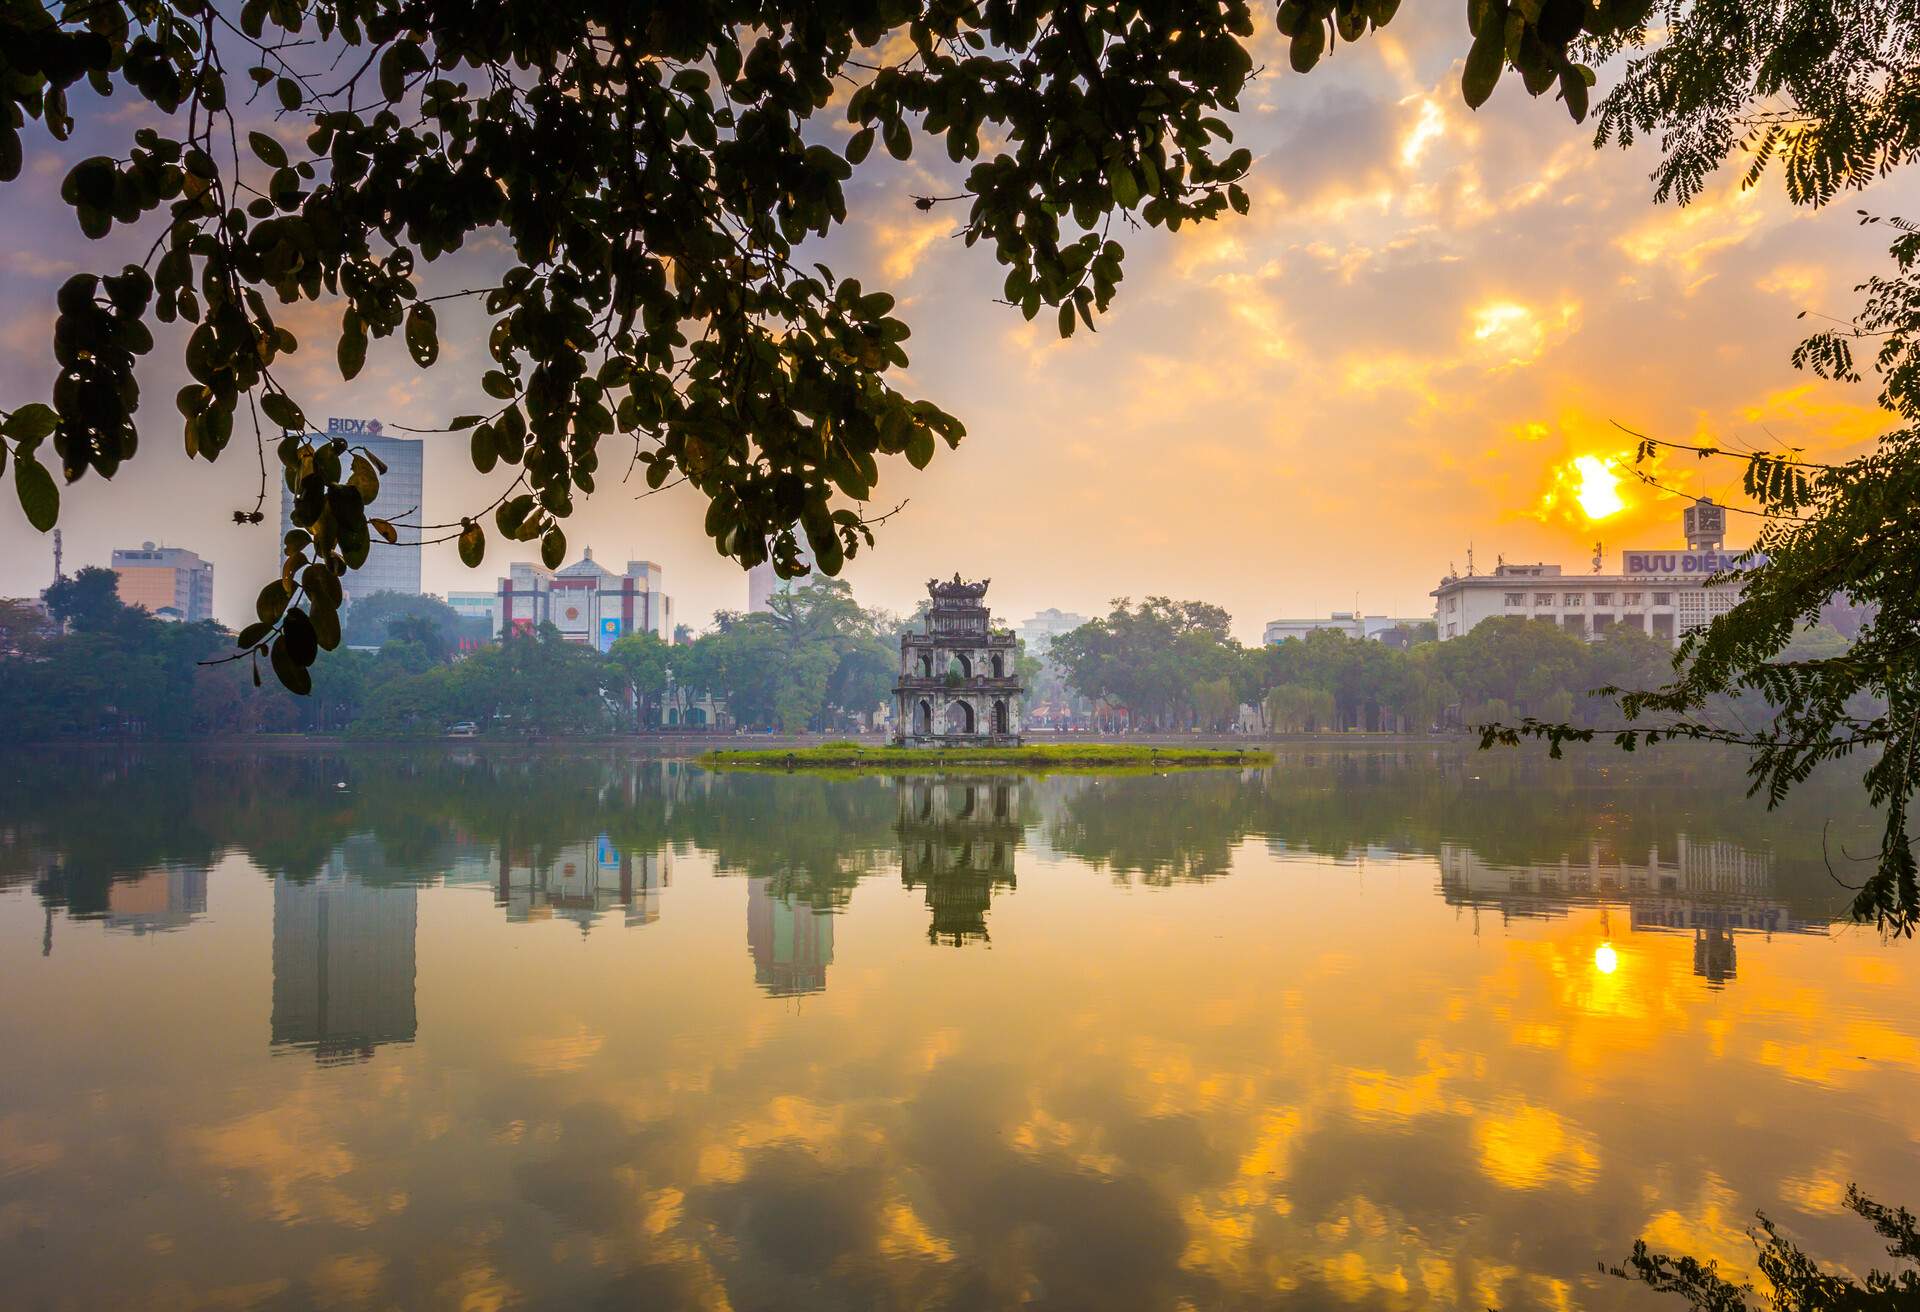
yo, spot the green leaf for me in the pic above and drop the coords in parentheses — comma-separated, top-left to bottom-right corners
(458, 520, 486, 568)
(14, 456, 58, 531)
(337, 315, 367, 380)
(255, 579, 291, 624)
(259, 391, 304, 431)
(4, 403, 58, 442)
(269, 634, 312, 694)
(541, 526, 566, 569)
(248, 131, 287, 167)
(1057, 302, 1075, 339)
(1111, 164, 1141, 209)
(282, 605, 318, 664)
(905, 426, 936, 470)
(404, 302, 438, 367)
(369, 517, 398, 544)
(846, 128, 875, 165)
(471, 425, 498, 474)
(1463, 23, 1505, 109)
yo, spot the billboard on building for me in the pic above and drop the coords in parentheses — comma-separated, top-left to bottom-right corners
(1622, 550, 1766, 576)
(598, 616, 622, 652)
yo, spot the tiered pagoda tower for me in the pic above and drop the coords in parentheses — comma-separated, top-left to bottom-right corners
(893, 575, 1024, 746)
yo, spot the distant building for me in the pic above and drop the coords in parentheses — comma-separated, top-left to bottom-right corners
(747, 536, 816, 612)
(104, 864, 208, 935)
(112, 543, 214, 622)
(278, 419, 425, 601)
(1431, 501, 1756, 644)
(746, 876, 834, 996)
(491, 549, 672, 648)
(495, 837, 670, 934)
(1016, 608, 1087, 653)
(271, 862, 417, 1064)
(444, 590, 500, 652)
(1263, 612, 1428, 646)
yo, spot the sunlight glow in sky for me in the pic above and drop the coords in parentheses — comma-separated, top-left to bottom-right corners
(1571, 456, 1627, 521)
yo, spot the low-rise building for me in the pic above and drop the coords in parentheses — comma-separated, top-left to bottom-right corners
(1263, 612, 1429, 646)
(488, 549, 673, 649)
(1430, 501, 1755, 644)
(112, 542, 214, 622)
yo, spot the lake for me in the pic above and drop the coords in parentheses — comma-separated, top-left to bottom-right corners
(1, 745, 1913, 1310)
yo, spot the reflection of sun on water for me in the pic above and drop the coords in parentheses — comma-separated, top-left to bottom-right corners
(1594, 942, 1618, 975)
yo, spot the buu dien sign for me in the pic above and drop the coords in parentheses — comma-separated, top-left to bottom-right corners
(1622, 550, 1764, 576)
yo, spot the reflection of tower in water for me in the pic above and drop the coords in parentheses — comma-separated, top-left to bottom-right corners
(271, 862, 417, 1064)
(897, 778, 1021, 946)
(746, 876, 834, 996)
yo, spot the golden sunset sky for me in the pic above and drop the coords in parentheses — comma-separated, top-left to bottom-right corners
(1, 8, 1912, 638)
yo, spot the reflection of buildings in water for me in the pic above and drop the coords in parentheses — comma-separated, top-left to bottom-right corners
(897, 778, 1021, 946)
(490, 837, 671, 934)
(104, 864, 208, 935)
(271, 862, 417, 1063)
(1438, 837, 1829, 987)
(746, 876, 834, 996)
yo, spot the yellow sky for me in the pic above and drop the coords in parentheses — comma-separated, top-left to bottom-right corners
(0, 14, 1912, 637)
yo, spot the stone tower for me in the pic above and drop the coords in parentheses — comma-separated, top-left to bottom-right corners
(893, 575, 1024, 745)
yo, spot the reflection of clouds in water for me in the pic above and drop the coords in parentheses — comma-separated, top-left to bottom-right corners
(3, 755, 1917, 1309)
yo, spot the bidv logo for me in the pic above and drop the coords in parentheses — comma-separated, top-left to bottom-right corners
(326, 417, 384, 436)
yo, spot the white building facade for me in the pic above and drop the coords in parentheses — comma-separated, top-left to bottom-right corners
(1431, 502, 1754, 644)
(1263, 612, 1429, 645)
(490, 550, 672, 649)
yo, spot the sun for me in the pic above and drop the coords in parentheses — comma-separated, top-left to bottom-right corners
(1571, 455, 1626, 520)
(1594, 942, 1619, 975)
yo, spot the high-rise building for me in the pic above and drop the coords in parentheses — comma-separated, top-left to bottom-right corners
(494, 548, 672, 647)
(278, 419, 425, 602)
(747, 536, 816, 612)
(111, 543, 214, 622)
(746, 876, 834, 996)
(271, 860, 418, 1064)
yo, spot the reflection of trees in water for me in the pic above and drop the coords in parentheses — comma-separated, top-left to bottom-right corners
(0, 744, 1874, 939)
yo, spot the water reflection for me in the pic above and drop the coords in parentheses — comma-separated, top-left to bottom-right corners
(898, 778, 1024, 945)
(747, 876, 834, 995)
(1440, 838, 1830, 989)
(271, 860, 418, 1064)
(1, 746, 1908, 1309)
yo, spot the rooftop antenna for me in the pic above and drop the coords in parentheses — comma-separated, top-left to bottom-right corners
(1592, 541, 1603, 574)
(51, 528, 63, 584)
(1466, 543, 1475, 577)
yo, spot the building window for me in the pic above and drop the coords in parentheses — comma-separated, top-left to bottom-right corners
(1446, 596, 1458, 612)
(1504, 592, 1524, 606)
(1622, 591, 1642, 605)
(1446, 622, 1457, 637)
(1534, 593, 1554, 607)
(1563, 593, 1584, 606)
(1652, 592, 1673, 606)
(1592, 592, 1612, 605)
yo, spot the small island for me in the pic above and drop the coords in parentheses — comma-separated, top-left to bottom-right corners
(698, 743, 1273, 771)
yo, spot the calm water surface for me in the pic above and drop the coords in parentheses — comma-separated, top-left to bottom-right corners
(1, 745, 1914, 1310)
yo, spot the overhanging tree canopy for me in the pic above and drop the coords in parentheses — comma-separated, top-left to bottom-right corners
(8, 0, 1900, 693)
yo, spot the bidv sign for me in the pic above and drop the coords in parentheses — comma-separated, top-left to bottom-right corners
(325, 417, 384, 437)
(1623, 550, 1766, 576)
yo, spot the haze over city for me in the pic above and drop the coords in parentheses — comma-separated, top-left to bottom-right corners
(1, 3, 1905, 638)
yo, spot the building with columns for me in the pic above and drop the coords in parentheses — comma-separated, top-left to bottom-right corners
(1430, 501, 1756, 645)
(893, 575, 1024, 746)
